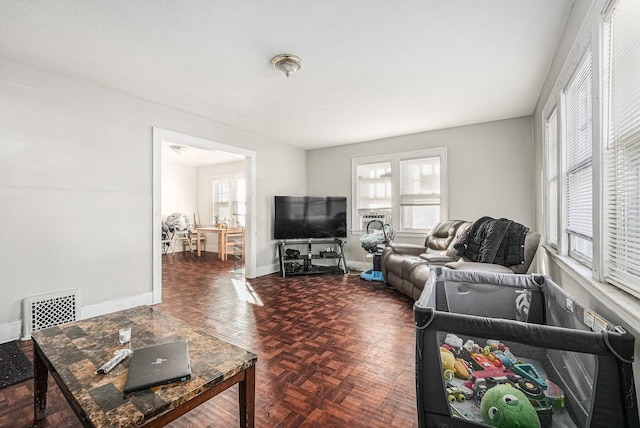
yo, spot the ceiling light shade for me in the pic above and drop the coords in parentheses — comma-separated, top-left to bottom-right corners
(271, 54, 303, 78)
(170, 145, 187, 155)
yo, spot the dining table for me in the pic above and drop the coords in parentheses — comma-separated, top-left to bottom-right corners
(195, 226, 244, 260)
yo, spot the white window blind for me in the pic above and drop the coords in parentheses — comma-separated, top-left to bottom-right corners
(545, 108, 559, 247)
(356, 162, 392, 212)
(564, 50, 593, 265)
(399, 156, 441, 231)
(604, 0, 640, 297)
(352, 148, 446, 233)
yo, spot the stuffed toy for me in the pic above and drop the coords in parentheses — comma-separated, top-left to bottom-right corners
(439, 347, 456, 381)
(480, 384, 540, 428)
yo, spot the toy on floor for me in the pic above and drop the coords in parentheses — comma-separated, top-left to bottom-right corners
(480, 384, 541, 428)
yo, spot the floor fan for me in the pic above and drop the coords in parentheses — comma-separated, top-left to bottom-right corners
(359, 220, 394, 281)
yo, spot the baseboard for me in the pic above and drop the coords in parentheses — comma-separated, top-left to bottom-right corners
(0, 320, 22, 344)
(346, 260, 368, 272)
(80, 292, 154, 320)
(256, 263, 280, 277)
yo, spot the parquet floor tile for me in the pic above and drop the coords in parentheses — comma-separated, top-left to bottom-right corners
(4, 251, 417, 427)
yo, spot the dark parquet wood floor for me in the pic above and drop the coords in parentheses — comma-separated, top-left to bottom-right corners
(1, 252, 417, 427)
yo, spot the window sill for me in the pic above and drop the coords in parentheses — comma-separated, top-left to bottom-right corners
(542, 244, 640, 333)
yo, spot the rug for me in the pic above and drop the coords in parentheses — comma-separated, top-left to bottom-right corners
(0, 341, 33, 389)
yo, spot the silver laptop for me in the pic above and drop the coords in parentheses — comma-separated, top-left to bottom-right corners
(123, 340, 192, 394)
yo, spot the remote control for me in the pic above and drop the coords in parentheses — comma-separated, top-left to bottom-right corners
(96, 349, 132, 374)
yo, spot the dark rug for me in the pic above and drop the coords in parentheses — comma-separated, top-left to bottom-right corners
(0, 341, 33, 389)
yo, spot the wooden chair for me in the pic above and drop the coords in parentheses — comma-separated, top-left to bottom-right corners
(224, 227, 245, 261)
(188, 213, 206, 252)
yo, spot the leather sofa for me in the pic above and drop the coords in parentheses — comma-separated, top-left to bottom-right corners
(380, 220, 541, 300)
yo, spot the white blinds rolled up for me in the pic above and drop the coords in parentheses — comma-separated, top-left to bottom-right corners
(605, 0, 640, 297)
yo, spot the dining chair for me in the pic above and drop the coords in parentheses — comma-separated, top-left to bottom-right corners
(224, 227, 245, 261)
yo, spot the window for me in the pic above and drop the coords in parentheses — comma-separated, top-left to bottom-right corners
(604, 0, 640, 297)
(563, 50, 593, 266)
(544, 107, 559, 247)
(541, 0, 640, 299)
(212, 175, 245, 226)
(353, 148, 447, 233)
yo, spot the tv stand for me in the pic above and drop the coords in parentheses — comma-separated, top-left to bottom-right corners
(277, 238, 347, 277)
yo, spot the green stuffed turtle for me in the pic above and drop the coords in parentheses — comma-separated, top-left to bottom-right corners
(480, 384, 541, 428)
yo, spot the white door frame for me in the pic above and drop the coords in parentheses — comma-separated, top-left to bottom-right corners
(152, 127, 257, 304)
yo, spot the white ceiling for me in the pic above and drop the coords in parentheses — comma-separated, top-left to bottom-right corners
(0, 0, 574, 150)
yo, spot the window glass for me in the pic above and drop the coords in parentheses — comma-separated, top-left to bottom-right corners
(353, 149, 446, 233)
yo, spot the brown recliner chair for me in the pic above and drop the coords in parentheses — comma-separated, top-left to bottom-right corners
(381, 220, 541, 300)
(381, 220, 468, 300)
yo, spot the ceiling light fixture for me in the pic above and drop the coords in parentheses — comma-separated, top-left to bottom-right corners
(169, 145, 187, 155)
(271, 54, 303, 78)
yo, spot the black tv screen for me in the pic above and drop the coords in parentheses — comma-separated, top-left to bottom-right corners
(274, 196, 347, 240)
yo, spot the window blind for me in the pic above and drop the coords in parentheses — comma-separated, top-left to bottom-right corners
(564, 50, 593, 264)
(545, 108, 559, 247)
(605, 0, 640, 297)
(399, 157, 441, 230)
(356, 162, 392, 211)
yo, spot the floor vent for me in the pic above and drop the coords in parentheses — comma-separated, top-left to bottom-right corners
(22, 289, 80, 339)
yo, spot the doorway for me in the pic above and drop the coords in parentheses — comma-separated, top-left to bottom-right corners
(152, 127, 257, 304)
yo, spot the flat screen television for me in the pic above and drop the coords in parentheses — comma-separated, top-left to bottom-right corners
(274, 196, 347, 240)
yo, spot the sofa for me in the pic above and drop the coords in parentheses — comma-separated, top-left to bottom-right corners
(380, 219, 541, 300)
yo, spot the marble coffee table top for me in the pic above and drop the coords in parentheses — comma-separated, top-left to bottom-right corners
(32, 305, 257, 427)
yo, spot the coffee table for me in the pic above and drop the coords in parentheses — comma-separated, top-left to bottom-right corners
(32, 306, 257, 427)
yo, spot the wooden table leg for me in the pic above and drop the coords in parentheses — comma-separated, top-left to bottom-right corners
(238, 364, 255, 428)
(33, 341, 49, 422)
(219, 230, 227, 261)
(196, 230, 202, 257)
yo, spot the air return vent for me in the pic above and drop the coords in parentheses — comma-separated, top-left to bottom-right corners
(22, 289, 80, 339)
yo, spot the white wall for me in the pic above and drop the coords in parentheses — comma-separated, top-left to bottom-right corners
(0, 56, 305, 340)
(307, 117, 535, 266)
(162, 162, 198, 218)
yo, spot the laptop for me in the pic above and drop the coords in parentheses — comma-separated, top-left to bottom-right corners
(123, 340, 192, 394)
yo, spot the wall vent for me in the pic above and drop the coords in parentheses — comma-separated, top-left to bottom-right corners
(22, 289, 80, 339)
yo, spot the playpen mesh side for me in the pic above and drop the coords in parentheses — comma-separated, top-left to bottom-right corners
(414, 270, 638, 428)
(415, 309, 635, 427)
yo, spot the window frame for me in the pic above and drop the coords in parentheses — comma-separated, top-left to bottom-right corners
(351, 147, 447, 235)
(543, 105, 559, 249)
(561, 48, 595, 268)
(539, 0, 640, 300)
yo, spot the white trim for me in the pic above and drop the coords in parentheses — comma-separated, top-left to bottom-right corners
(152, 128, 258, 305)
(81, 292, 154, 320)
(0, 321, 22, 344)
(256, 263, 280, 277)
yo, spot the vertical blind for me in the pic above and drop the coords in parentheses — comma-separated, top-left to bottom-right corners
(564, 50, 593, 263)
(545, 108, 559, 247)
(605, 0, 640, 297)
